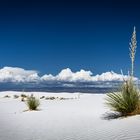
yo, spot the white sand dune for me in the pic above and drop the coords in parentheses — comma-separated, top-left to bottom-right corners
(1, 91, 140, 140)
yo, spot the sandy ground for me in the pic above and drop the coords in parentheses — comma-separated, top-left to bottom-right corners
(1, 91, 140, 140)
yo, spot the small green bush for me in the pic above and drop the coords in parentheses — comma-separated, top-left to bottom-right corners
(26, 94, 40, 110)
(105, 80, 140, 116)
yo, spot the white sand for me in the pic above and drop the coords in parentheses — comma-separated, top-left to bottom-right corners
(0, 91, 140, 140)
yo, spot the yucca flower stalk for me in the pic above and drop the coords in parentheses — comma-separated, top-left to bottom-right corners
(129, 26, 137, 78)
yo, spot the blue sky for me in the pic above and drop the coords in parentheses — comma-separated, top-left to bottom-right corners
(0, 0, 140, 77)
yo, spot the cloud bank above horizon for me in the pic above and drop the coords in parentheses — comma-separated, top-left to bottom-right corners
(0, 67, 136, 84)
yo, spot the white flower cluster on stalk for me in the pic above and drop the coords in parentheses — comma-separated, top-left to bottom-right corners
(129, 26, 137, 78)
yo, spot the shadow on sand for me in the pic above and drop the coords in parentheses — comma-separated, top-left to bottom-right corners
(102, 112, 123, 120)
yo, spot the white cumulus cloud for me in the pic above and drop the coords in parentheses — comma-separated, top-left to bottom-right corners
(56, 68, 93, 82)
(41, 68, 134, 82)
(92, 71, 130, 81)
(0, 67, 40, 83)
(0, 67, 137, 83)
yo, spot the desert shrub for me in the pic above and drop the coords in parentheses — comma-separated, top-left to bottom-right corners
(21, 94, 27, 98)
(59, 97, 70, 100)
(45, 96, 55, 100)
(13, 95, 19, 99)
(4, 95, 10, 98)
(60, 97, 65, 100)
(49, 97, 55, 100)
(26, 94, 40, 110)
(106, 80, 140, 116)
(40, 96, 45, 99)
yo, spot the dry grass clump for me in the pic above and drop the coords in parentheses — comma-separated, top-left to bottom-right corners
(13, 95, 19, 99)
(45, 96, 74, 100)
(4, 95, 11, 98)
(21, 94, 27, 98)
(40, 96, 45, 99)
(45, 96, 55, 100)
(26, 94, 40, 111)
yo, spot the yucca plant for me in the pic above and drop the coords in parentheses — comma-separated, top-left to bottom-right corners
(26, 94, 40, 111)
(105, 27, 140, 117)
(106, 80, 140, 116)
